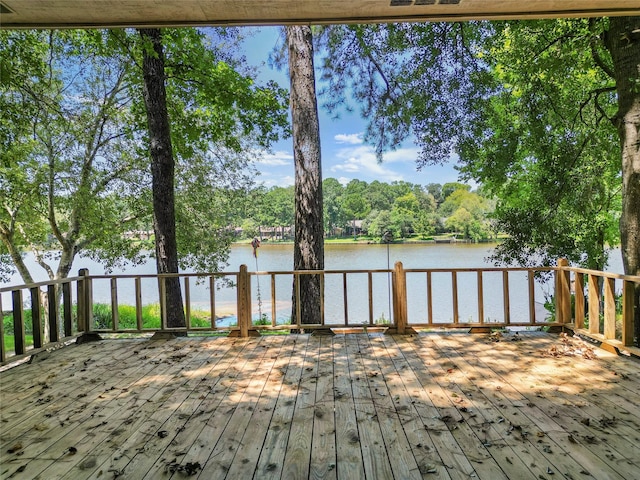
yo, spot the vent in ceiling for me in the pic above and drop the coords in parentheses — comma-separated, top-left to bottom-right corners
(0, 3, 14, 14)
(391, 0, 460, 5)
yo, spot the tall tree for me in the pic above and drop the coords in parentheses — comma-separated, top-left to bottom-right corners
(1, 28, 288, 294)
(286, 25, 324, 325)
(138, 28, 184, 328)
(0, 30, 147, 287)
(603, 17, 640, 341)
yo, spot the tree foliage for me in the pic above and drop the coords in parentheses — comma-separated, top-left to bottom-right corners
(317, 19, 624, 270)
(0, 28, 289, 283)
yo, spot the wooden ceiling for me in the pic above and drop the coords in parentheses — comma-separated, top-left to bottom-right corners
(1, 0, 639, 29)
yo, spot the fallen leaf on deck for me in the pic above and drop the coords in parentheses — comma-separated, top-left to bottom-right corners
(7, 442, 23, 454)
(544, 333, 595, 359)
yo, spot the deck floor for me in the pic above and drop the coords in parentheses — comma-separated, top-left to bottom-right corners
(1, 332, 640, 480)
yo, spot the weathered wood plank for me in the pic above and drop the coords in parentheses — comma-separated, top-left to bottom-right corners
(394, 335, 513, 480)
(356, 335, 422, 479)
(2, 333, 640, 480)
(449, 333, 639, 479)
(429, 333, 625, 480)
(332, 336, 366, 480)
(281, 335, 321, 478)
(309, 336, 337, 480)
(2, 339, 214, 479)
(253, 335, 309, 479)
(343, 335, 395, 479)
(222, 335, 298, 479)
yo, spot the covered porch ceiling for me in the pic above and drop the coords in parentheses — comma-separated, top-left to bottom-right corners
(1, 0, 639, 29)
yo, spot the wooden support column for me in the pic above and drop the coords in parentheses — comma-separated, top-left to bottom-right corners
(77, 268, 92, 332)
(231, 264, 257, 337)
(76, 269, 101, 344)
(387, 261, 416, 335)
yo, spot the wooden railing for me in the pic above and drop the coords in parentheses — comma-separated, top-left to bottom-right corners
(555, 259, 640, 353)
(1, 259, 638, 364)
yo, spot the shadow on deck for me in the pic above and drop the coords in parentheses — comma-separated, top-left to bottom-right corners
(1, 332, 639, 479)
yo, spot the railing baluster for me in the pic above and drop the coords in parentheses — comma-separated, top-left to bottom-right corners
(603, 277, 616, 340)
(62, 282, 72, 337)
(574, 273, 585, 329)
(502, 271, 510, 325)
(0, 294, 5, 362)
(271, 274, 277, 327)
(320, 272, 325, 326)
(588, 274, 600, 335)
(30, 287, 43, 349)
(527, 271, 535, 325)
(48, 284, 59, 342)
(210, 275, 216, 329)
(556, 259, 571, 325)
(477, 271, 484, 324)
(185, 277, 191, 329)
(452, 271, 459, 324)
(135, 277, 143, 331)
(343, 272, 348, 325)
(159, 277, 167, 330)
(426, 271, 433, 325)
(622, 280, 635, 347)
(368, 272, 373, 325)
(12, 290, 26, 355)
(295, 273, 301, 328)
(111, 278, 119, 331)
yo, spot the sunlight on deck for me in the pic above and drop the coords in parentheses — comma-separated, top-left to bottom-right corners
(1, 332, 639, 479)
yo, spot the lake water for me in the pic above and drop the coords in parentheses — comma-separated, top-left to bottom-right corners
(2, 243, 625, 326)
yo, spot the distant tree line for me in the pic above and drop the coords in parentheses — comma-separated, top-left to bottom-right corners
(238, 179, 496, 242)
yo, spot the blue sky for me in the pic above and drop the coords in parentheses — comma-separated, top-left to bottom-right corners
(240, 27, 463, 189)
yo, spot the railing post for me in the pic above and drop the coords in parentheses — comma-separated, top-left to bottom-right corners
(622, 280, 635, 347)
(390, 261, 409, 334)
(236, 264, 253, 337)
(555, 258, 571, 325)
(77, 268, 92, 332)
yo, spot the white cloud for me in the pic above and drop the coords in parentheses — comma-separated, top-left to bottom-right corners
(258, 174, 294, 188)
(257, 150, 293, 166)
(329, 144, 419, 183)
(334, 133, 364, 145)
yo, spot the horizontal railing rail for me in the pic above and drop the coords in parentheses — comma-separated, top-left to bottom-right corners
(2, 258, 638, 364)
(555, 260, 640, 352)
(0, 274, 86, 364)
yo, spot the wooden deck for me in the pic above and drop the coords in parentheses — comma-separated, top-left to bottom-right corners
(1, 332, 639, 480)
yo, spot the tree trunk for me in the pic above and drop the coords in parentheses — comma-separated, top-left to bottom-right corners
(138, 28, 185, 329)
(605, 17, 640, 345)
(287, 25, 324, 326)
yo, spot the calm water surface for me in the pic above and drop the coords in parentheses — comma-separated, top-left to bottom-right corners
(3, 243, 625, 326)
